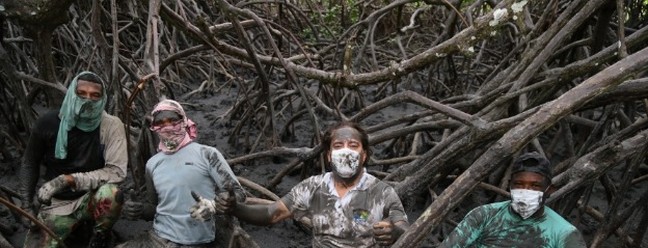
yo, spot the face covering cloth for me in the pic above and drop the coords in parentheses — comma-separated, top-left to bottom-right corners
(510, 188, 544, 219)
(330, 148, 361, 178)
(153, 121, 186, 152)
(55, 71, 107, 159)
(150, 99, 197, 154)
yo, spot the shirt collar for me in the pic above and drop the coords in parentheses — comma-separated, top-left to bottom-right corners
(325, 168, 369, 197)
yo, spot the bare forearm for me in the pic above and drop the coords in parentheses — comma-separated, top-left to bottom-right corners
(20, 129, 44, 205)
(232, 203, 275, 226)
(140, 170, 157, 221)
(18, 163, 39, 205)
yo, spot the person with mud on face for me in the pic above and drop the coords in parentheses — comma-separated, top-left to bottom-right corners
(117, 99, 245, 248)
(19, 71, 128, 248)
(439, 152, 587, 248)
(190, 121, 410, 247)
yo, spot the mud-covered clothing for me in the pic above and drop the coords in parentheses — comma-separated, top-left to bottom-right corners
(23, 184, 122, 248)
(146, 142, 242, 245)
(281, 171, 408, 248)
(115, 230, 217, 248)
(439, 201, 586, 248)
(20, 110, 127, 248)
(21, 110, 128, 214)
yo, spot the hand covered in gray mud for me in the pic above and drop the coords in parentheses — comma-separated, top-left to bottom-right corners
(214, 190, 237, 214)
(37, 175, 69, 205)
(190, 191, 218, 221)
(19, 201, 37, 228)
(190, 190, 238, 221)
(122, 200, 144, 220)
(373, 220, 401, 247)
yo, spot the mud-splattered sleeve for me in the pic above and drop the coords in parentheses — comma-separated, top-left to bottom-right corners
(204, 146, 245, 202)
(19, 116, 49, 204)
(438, 205, 489, 248)
(383, 186, 408, 224)
(280, 176, 319, 217)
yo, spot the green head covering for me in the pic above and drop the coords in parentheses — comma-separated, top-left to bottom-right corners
(54, 71, 107, 159)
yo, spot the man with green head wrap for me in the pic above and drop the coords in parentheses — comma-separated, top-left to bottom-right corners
(18, 71, 128, 248)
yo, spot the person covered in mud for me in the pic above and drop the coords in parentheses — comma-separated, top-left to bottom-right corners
(190, 121, 409, 247)
(117, 99, 245, 248)
(439, 152, 587, 248)
(18, 71, 128, 248)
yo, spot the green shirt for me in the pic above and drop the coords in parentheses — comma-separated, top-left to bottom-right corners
(440, 201, 586, 248)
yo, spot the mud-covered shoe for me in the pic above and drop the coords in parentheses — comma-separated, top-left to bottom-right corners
(88, 231, 111, 248)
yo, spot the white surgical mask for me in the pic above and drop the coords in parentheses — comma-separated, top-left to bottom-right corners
(510, 189, 543, 219)
(330, 148, 361, 178)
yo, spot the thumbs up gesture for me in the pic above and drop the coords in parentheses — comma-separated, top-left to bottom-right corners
(189, 191, 217, 221)
(190, 187, 238, 221)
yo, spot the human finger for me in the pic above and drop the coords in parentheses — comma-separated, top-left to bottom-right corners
(121, 201, 143, 219)
(191, 191, 202, 202)
(373, 220, 391, 229)
(373, 221, 393, 235)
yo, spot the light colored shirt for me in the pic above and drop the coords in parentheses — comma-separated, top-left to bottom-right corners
(439, 201, 587, 248)
(147, 142, 240, 245)
(41, 112, 128, 215)
(281, 170, 408, 248)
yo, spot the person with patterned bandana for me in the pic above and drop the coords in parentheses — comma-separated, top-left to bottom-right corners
(118, 99, 245, 248)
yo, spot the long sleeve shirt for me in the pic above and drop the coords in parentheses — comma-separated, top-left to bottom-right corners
(20, 110, 127, 214)
(146, 142, 242, 245)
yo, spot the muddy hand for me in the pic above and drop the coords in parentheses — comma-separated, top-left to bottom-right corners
(191, 191, 202, 202)
(19, 203, 39, 229)
(122, 189, 143, 220)
(37, 175, 69, 205)
(189, 191, 217, 221)
(214, 183, 237, 214)
(373, 220, 396, 246)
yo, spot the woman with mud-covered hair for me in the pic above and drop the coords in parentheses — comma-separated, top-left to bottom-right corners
(19, 71, 128, 248)
(118, 99, 245, 248)
(190, 121, 409, 247)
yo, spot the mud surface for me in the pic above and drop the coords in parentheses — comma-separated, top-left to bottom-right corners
(0, 87, 642, 248)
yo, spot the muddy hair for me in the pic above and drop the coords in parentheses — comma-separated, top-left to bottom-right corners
(77, 73, 104, 86)
(321, 121, 373, 163)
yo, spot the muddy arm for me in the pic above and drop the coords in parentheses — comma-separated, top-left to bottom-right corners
(19, 123, 46, 207)
(140, 171, 158, 221)
(232, 200, 291, 226)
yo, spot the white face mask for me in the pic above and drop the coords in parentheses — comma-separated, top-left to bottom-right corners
(330, 148, 361, 178)
(510, 189, 544, 219)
